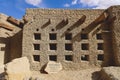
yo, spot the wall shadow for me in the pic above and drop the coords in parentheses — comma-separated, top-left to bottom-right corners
(40, 64, 47, 74)
(9, 30, 22, 61)
(92, 71, 101, 80)
(67, 15, 86, 32)
(56, 19, 68, 30)
(0, 72, 5, 80)
(91, 24, 103, 37)
(71, 32, 82, 43)
(60, 15, 86, 38)
(0, 37, 10, 64)
(41, 19, 51, 29)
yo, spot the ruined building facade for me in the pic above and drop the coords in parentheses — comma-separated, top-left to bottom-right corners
(0, 14, 22, 66)
(0, 5, 120, 71)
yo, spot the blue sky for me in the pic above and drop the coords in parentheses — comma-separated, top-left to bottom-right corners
(0, 0, 120, 19)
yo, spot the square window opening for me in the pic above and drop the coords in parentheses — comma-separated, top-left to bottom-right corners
(34, 44, 40, 50)
(81, 55, 89, 61)
(97, 54, 104, 61)
(65, 44, 73, 51)
(97, 43, 103, 50)
(33, 55, 40, 62)
(49, 55, 57, 61)
(65, 33, 72, 40)
(65, 55, 73, 61)
(81, 33, 88, 39)
(96, 33, 103, 40)
(34, 33, 41, 40)
(81, 43, 89, 50)
(49, 43, 57, 50)
(49, 33, 57, 40)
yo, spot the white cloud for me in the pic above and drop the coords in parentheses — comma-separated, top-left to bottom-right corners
(79, 0, 120, 9)
(25, 0, 42, 6)
(72, 0, 78, 5)
(64, 0, 78, 7)
(64, 3, 70, 7)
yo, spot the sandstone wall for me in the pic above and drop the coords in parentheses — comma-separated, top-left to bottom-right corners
(108, 6, 120, 66)
(23, 9, 105, 71)
(0, 28, 11, 65)
(0, 13, 22, 64)
(10, 30, 22, 60)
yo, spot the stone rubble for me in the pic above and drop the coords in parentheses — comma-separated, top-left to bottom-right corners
(45, 61, 62, 74)
(5, 57, 31, 80)
(100, 66, 120, 80)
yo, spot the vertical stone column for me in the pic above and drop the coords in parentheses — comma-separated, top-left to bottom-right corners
(102, 30, 114, 66)
(109, 6, 120, 66)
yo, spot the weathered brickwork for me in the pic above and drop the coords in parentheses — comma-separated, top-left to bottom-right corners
(1, 5, 120, 71)
(109, 6, 120, 66)
(0, 14, 22, 65)
(23, 9, 106, 70)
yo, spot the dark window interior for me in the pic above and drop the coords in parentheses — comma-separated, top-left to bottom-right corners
(65, 55, 73, 61)
(81, 43, 89, 50)
(81, 55, 89, 61)
(34, 44, 40, 50)
(49, 44, 57, 50)
(65, 33, 72, 40)
(97, 43, 103, 50)
(96, 33, 103, 39)
(97, 54, 104, 61)
(65, 44, 73, 51)
(33, 55, 40, 62)
(49, 33, 57, 40)
(34, 33, 41, 40)
(49, 55, 57, 61)
(81, 33, 88, 39)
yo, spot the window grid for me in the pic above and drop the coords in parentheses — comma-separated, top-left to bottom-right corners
(97, 43, 104, 50)
(65, 55, 73, 61)
(81, 43, 89, 50)
(97, 54, 104, 61)
(49, 43, 57, 50)
(81, 55, 89, 61)
(34, 33, 41, 40)
(49, 55, 57, 61)
(81, 33, 88, 39)
(33, 55, 40, 62)
(65, 33, 72, 40)
(34, 44, 40, 50)
(96, 33, 103, 40)
(49, 33, 57, 40)
(65, 43, 73, 51)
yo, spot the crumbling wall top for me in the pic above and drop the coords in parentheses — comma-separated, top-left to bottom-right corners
(24, 8, 104, 21)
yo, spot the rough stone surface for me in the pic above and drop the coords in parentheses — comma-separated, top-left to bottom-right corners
(109, 6, 120, 66)
(23, 8, 105, 71)
(0, 65, 5, 80)
(45, 61, 62, 74)
(0, 65, 4, 74)
(0, 13, 22, 65)
(101, 67, 120, 80)
(1, 5, 120, 73)
(32, 68, 101, 80)
(5, 57, 31, 80)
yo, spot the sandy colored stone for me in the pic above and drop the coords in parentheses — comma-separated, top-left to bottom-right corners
(5, 57, 31, 80)
(101, 66, 120, 80)
(45, 61, 62, 74)
(32, 68, 101, 80)
(0, 65, 5, 79)
(0, 65, 4, 74)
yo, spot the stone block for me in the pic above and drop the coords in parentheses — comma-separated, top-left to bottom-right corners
(5, 57, 31, 80)
(45, 61, 62, 74)
(101, 66, 120, 80)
